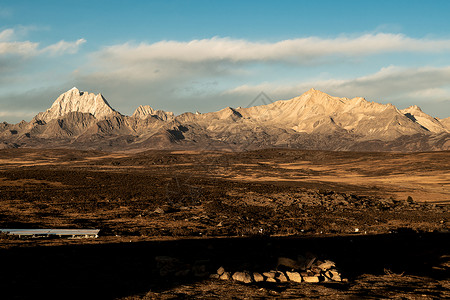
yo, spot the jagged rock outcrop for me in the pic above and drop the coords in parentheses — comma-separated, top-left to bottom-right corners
(439, 117, 450, 131)
(0, 87, 448, 151)
(34, 87, 116, 122)
(132, 105, 174, 121)
(401, 105, 448, 133)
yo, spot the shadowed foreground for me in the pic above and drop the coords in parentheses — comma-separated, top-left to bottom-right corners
(1, 233, 449, 299)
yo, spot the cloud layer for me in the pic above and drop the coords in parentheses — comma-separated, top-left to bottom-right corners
(98, 34, 450, 65)
(2, 32, 450, 122)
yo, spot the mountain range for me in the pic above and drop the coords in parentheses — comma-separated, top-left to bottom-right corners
(1, 87, 449, 151)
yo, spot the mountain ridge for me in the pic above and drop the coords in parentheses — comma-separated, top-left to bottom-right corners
(0, 87, 448, 151)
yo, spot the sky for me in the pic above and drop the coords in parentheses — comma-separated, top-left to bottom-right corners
(1, 0, 450, 123)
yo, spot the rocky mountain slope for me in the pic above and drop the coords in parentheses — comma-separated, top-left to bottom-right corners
(34, 87, 116, 122)
(0, 88, 448, 151)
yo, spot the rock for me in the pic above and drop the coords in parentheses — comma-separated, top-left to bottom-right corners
(277, 272, 288, 282)
(253, 272, 265, 282)
(263, 271, 277, 279)
(303, 276, 320, 283)
(210, 274, 220, 279)
(328, 270, 342, 281)
(154, 207, 165, 214)
(277, 257, 300, 270)
(232, 271, 252, 283)
(217, 266, 225, 276)
(305, 253, 317, 269)
(318, 260, 336, 271)
(314, 260, 324, 267)
(286, 271, 302, 283)
(266, 277, 277, 283)
(35, 87, 116, 122)
(311, 267, 322, 274)
(219, 272, 231, 280)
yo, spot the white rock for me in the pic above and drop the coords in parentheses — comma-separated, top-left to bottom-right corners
(286, 271, 302, 283)
(253, 272, 265, 282)
(263, 271, 277, 279)
(318, 260, 336, 271)
(219, 272, 231, 280)
(217, 266, 225, 276)
(303, 276, 320, 283)
(232, 272, 252, 283)
(277, 272, 288, 282)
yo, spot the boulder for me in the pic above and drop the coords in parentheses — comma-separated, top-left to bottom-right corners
(303, 276, 320, 283)
(286, 271, 302, 283)
(253, 272, 265, 282)
(328, 270, 342, 281)
(232, 272, 252, 283)
(266, 277, 277, 283)
(217, 266, 225, 276)
(305, 253, 317, 269)
(277, 257, 300, 270)
(277, 272, 288, 282)
(219, 272, 231, 280)
(318, 260, 336, 271)
(263, 271, 277, 279)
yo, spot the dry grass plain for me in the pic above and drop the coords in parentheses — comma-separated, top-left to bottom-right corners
(0, 148, 448, 299)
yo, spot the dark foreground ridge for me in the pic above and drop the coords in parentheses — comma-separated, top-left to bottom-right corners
(1, 233, 448, 299)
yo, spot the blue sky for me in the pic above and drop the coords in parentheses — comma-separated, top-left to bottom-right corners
(1, 0, 450, 122)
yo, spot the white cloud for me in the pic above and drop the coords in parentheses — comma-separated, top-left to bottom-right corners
(43, 38, 86, 55)
(82, 34, 450, 87)
(0, 110, 35, 118)
(227, 66, 450, 98)
(0, 28, 86, 57)
(0, 28, 14, 41)
(406, 88, 450, 100)
(0, 40, 39, 56)
(96, 34, 450, 66)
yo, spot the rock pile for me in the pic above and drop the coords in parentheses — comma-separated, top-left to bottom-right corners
(210, 254, 346, 284)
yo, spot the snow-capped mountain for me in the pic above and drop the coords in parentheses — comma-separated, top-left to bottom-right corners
(0, 87, 448, 151)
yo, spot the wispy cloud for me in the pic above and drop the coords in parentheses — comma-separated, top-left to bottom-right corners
(43, 38, 86, 55)
(82, 34, 450, 86)
(0, 28, 14, 41)
(0, 28, 86, 57)
(0, 110, 35, 118)
(227, 65, 450, 100)
(0, 40, 39, 56)
(96, 34, 450, 66)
